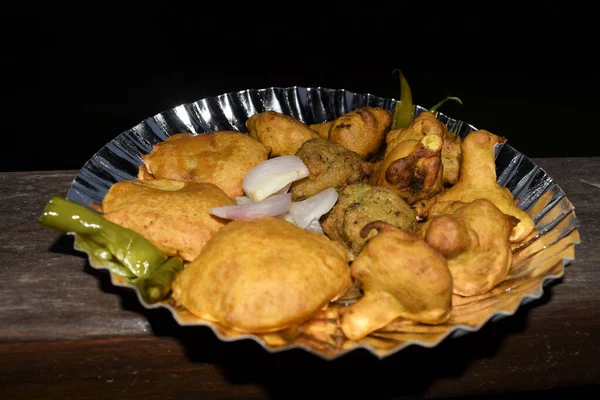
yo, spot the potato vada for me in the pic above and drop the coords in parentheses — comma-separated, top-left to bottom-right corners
(171, 217, 353, 333)
(138, 131, 268, 199)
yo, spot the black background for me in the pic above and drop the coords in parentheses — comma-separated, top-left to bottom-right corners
(4, 2, 599, 172)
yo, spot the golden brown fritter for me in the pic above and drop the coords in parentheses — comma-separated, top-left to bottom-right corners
(309, 121, 333, 140)
(328, 107, 392, 159)
(138, 131, 268, 199)
(102, 179, 235, 262)
(434, 130, 535, 242)
(321, 182, 416, 260)
(246, 111, 320, 157)
(339, 222, 453, 341)
(417, 199, 519, 296)
(386, 111, 462, 186)
(171, 217, 353, 333)
(370, 135, 444, 205)
(291, 138, 372, 201)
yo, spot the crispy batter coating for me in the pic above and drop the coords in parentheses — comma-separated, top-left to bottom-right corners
(138, 131, 268, 199)
(171, 217, 353, 333)
(291, 138, 372, 201)
(370, 135, 444, 205)
(418, 199, 519, 296)
(309, 121, 333, 140)
(435, 130, 535, 242)
(386, 112, 462, 186)
(339, 222, 453, 340)
(102, 179, 235, 262)
(329, 107, 392, 159)
(321, 182, 416, 260)
(246, 111, 319, 157)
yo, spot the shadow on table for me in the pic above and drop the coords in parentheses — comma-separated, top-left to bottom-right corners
(50, 234, 562, 398)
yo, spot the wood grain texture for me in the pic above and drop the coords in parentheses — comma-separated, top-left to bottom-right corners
(1, 159, 599, 399)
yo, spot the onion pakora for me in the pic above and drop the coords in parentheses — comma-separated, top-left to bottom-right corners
(291, 137, 372, 201)
(340, 222, 453, 341)
(171, 217, 353, 333)
(138, 131, 268, 199)
(101, 179, 235, 262)
(246, 111, 320, 157)
(321, 182, 417, 260)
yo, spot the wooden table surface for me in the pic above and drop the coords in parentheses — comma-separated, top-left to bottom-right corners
(1, 158, 599, 399)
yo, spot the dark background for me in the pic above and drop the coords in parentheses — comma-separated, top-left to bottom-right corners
(4, 2, 598, 172)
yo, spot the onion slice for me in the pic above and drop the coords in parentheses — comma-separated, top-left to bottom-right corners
(236, 196, 253, 205)
(289, 187, 338, 229)
(242, 156, 309, 202)
(210, 193, 292, 220)
(305, 218, 324, 234)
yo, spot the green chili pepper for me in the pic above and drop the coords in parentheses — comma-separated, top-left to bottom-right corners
(136, 257, 184, 304)
(429, 96, 463, 114)
(38, 196, 168, 279)
(391, 69, 415, 130)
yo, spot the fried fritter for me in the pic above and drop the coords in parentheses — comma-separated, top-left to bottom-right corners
(291, 138, 371, 201)
(328, 107, 392, 159)
(246, 111, 320, 157)
(386, 111, 462, 186)
(418, 199, 519, 296)
(309, 121, 333, 140)
(435, 130, 535, 242)
(138, 131, 268, 199)
(370, 135, 444, 205)
(340, 222, 453, 341)
(171, 217, 353, 333)
(102, 179, 235, 262)
(321, 182, 416, 260)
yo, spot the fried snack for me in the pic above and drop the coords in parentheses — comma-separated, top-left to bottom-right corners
(102, 179, 235, 262)
(309, 121, 333, 139)
(435, 130, 535, 242)
(171, 217, 353, 333)
(370, 135, 444, 205)
(340, 222, 453, 341)
(291, 138, 371, 201)
(328, 107, 392, 159)
(138, 131, 268, 199)
(418, 199, 519, 296)
(321, 182, 416, 260)
(386, 111, 462, 186)
(245, 111, 320, 157)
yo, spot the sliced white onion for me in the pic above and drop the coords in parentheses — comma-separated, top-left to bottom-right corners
(277, 212, 297, 224)
(305, 218, 324, 234)
(288, 187, 338, 229)
(242, 156, 309, 202)
(275, 183, 292, 195)
(210, 193, 292, 220)
(236, 196, 254, 205)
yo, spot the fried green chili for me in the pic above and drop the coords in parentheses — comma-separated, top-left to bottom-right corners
(136, 257, 184, 304)
(429, 96, 463, 114)
(391, 69, 415, 130)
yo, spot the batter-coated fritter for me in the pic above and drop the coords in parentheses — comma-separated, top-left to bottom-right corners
(246, 111, 319, 157)
(291, 138, 372, 201)
(328, 107, 392, 159)
(171, 217, 353, 333)
(321, 182, 416, 260)
(102, 179, 235, 262)
(309, 121, 333, 139)
(138, 131, 268, 199)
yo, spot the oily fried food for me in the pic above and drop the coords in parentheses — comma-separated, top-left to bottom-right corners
(309, 121, 333, 140)
(321, 182, 417, 260)
(435, 130, 535, 242)
(370, 135, 444, 205)
(246, 111, 320, 157)
(328, 107, 392, 159)
(102, 179, 235, 262)
(291, 138, 372, 201)
(138, 131, 268, 199)
(340, 222, 453, 341)
(386, 111, 462, 186)
(418, 199, 519, 296)
(171, 217, 353, 333)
